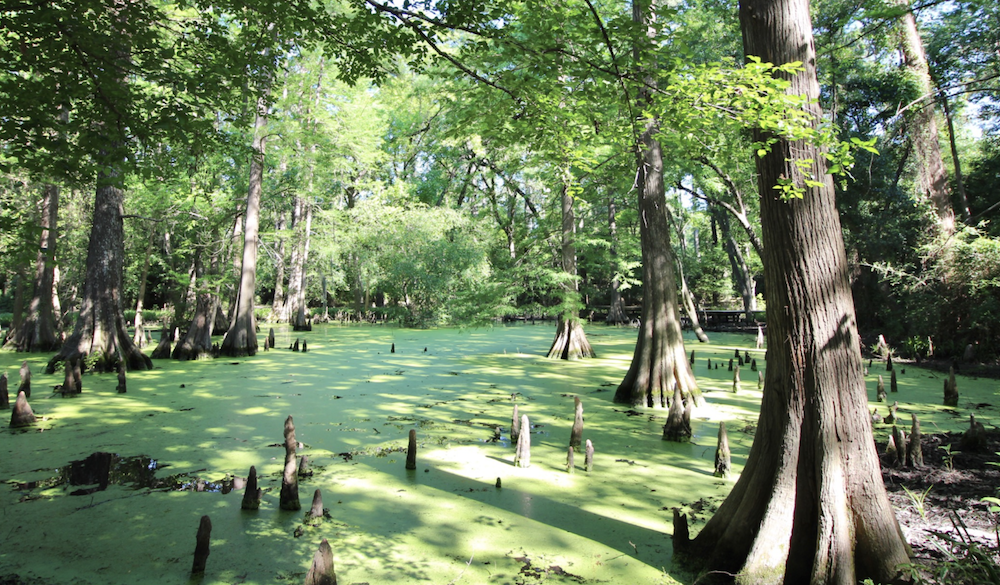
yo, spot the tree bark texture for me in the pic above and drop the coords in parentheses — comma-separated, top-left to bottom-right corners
(48, 167, 152, 372)
(16, 183, 61, 352)
(220, 96, 267, 357)
(688, 0, 911, 581)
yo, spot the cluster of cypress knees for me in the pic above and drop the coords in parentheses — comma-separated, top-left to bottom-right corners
(6, 340, 980, 583)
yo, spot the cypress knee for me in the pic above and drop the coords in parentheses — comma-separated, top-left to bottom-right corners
(10, 391, 36, 427)
(0, 372, 8, 409)
(689, 350, 695, 365)
(304, 538, 337, 585)
(302, 340, 308, 353)
(728, 358, 733, 372)
(299, 455, 312, 477)
(757, 369, 764, 390)
(960, 415, 987, 451)
(906, 414, 923, 468)
(750, 358, 757, 371)
(514, 414, 530, 468)
(584, 439, 594, 472)
(510, 404, 520, 444)
(673, 509, 690, 547)
(732, 365, 740, 393)
(566, 446, 575, 473)
(876, 375, 886, 402)
(268, 328, 275, 350)
(890, 369, 898, 393)
(714, 422, 731, 478)
(241, 465, 261, 510)
(191, 515, 212, 575)
(944, 366, 959, 406)
(308, 489, 324, 519)
(569, 396, 583, 451)
(280, 416, 301, 510)
(293, 338, 300, 352)
(663, 385, 691, 442)
(892, 425, 907, 467)
(406, 429, 417, 470)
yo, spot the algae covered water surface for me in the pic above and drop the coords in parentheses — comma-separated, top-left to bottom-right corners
(2, 324, 995, 584)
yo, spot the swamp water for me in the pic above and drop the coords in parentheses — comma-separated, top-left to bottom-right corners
(1, 324, 996, 584)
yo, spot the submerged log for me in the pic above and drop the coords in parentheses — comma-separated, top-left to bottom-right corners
(514, 414, 531, 468)
(280, 416, 301, 511)
(304, 538, 337, 585)
(191, 515, 212, 575)
(714, 422, 731, 478)
(10, 390, 36, 427)
(569, 396, 583, 450)
(241, 465, 261, 510)
(406, 429, 417, 470)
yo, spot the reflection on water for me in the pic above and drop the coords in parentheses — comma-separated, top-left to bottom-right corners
(10, 452, 233, 496)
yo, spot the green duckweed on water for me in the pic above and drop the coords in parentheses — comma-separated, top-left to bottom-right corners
(1, 323, 997, 584)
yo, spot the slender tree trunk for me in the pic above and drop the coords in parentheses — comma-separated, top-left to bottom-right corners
(547, 176, 594, 360)
(897, 0, 955, 234)
(272, 210, 288, 321)
(937, 85, 971, 222)
(220, 95, 267, 357)
(688, 0, 910, 580)
(666, 208, 709, 342)
(606, 196, 628, 325)
(714, 205, 757, 322)
(4, 274, 26, 347)
(48, 164, 152, 372)
(284, 196, 304, 325)
(16, 183, 61, 352)
(292, 200, 313, 330)
(132, 231, 155, 348)
(615, 0, 699, 407)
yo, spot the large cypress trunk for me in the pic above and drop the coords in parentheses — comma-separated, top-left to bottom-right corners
(16, 183, 61, 352)
(172, 250, 216, 360)
(686, 0, 910, 581)
(220, 96, 267, 357)
(48, 167, 152, 372)
(615, 1, 698, 406)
